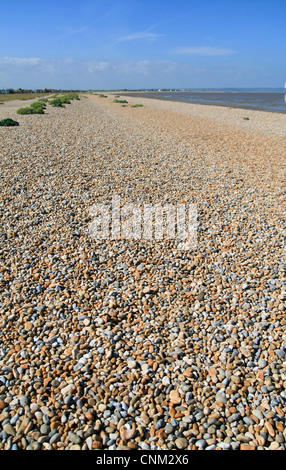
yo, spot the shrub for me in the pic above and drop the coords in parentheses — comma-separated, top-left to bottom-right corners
(31, 107, 45, 114)
(131, 103, 143, 107)
(99, 94, 107, 98)
(33, 100, 46, 107)
(48, 93, 80, 107)
(49, 98, 64, 107)
(0, 118, 19, 126)
(59, 96, 71, 104)
(17, 107, 34, 115)
(65, 93, 80, 100)
(30, 102, 46, 112)
(17, 102, 45, 114)
(113, 99, 128, 103)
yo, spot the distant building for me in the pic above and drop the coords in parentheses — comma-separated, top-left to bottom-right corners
(0, 89, 9, 94)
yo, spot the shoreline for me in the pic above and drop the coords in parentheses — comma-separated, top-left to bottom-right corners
(114, 90, 286, 115)
(99, 92, 286, 139)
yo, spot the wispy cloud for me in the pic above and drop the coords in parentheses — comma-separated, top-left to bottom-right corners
(0, 56, 250, 89)
(0, 57, 42, 66)
(56, 24, 92, 39)
(84, 59, 183, 76)
(117, 31, 165, 42)
(110, 28, 165, 47)
(172, 46, 236, 56)
(85, 61, 110, 73)
(0, 57, 222, 81)
(55, 7, 123, 40)
(0, 57, 76, 80)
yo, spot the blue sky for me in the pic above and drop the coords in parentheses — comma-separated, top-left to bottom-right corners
(0, 0, 285, 89)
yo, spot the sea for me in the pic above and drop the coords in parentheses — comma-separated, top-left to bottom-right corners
(121, 89, 286, 114)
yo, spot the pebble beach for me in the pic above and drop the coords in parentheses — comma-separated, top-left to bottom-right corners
(0, 93, 285, 450)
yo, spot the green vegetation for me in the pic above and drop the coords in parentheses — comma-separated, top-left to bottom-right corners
(0, 92, 50, 103)
(48, 93, 80, 107)
(49, 98, 64, 107)
(113, 99, 128, 104)
(60, 92, 80, 102)
(99, 94, 107, 98)
(15, 92, 80, 114)
(48, 93, 80, 108)
(58, 96, 71, 104)
(17, 107, 34, 115)
(0, 118, 19, 126)
(243, 117, 250, 120)
(30, 101, 46, 113)
(30, 107, 45, 114)
(113, 99, 143, 107)
(67, 93, 80, 100)
(17, 100, 46, 114)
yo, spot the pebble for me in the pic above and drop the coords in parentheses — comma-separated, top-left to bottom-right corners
(258, 358, 268, 368)
(0, 93, 285, 450)
(175, 437, 188, 449)
(196, 439, 207, 449)
(67, 431, 81, 445)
